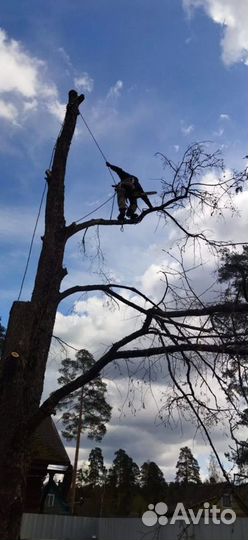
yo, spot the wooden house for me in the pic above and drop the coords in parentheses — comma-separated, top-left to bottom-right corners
(25, 416, 72, 514)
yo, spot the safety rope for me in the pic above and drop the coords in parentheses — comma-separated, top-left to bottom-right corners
(17, 184, 47, 301)
(16, 122, 64, 301)
(78, 111, 117, 185)
(74, 194, 115, 223)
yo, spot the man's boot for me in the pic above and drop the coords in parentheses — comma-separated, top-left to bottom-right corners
(117, 209, 126, 221)
(126, 208, 138, 220)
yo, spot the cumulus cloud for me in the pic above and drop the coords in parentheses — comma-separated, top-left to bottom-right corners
(74, 73, 94, 93)
(46, 99, 66, 123)
(183, 0, 248, 65)
(0, 27, 63, 124)
(0, 99, 18, 123)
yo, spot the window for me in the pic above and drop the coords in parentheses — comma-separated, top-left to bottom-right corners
(222, 494, 232, 507)
(46, 493, 55, 507)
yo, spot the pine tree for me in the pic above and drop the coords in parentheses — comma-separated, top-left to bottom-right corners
(86, 447, 106, 487)
(140, 461, 167, 501)
(57, 349, 112, 441)
(216, 247, 248, 472)
(175, 446, 201, 484)
(107, 449, 139, 515)
(108, 449, 139, 490)
(216, 246, 248, 398)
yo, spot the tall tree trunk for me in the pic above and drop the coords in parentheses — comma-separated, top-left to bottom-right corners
(0, 90, 84, 539)
(71, 388, 84, 513)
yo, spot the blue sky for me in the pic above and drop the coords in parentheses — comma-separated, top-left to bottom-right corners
(0, 0, 247, 479)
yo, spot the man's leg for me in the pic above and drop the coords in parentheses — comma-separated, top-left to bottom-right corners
(116, 185, 127, 221)
(126, 197, 138, 218)
(140, 193, 153, 209)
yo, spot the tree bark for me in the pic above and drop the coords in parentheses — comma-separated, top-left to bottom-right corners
(0, 90, 84, 539)
(70, 388, 84, 513)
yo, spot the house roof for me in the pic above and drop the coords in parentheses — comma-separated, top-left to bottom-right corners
(31, 416, 70, 466)
(167, 482, 248, 515)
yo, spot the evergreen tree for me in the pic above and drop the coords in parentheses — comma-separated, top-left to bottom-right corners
(175, 446, 201, 484)
(107, 449, 139, 515)
(216, 247, 248, 472)
(216, 246, 248, 398)
(140, 461, 167, 501)
(108, 449, 139, 490)
(86, 447, 106, 487)
(57, 349, 112, 441)
(218, 246, 248, 302)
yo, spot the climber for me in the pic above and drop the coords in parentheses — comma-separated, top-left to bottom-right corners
(106, 162, 153, 221)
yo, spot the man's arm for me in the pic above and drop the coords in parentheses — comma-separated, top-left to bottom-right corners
(106, 162, 131, 181)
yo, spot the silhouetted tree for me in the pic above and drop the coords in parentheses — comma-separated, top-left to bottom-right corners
(140, 460, 167, 501)
(175, 446, 201, 485)
(85, 447, 106, 487)
(107, 449, 140, 515)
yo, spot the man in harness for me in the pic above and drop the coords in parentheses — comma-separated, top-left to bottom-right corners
(106, 162, 153, 221)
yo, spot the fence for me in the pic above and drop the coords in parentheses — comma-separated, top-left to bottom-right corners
(21, 513, 248, 540)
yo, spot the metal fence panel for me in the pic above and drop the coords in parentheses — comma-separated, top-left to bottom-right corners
(21, 513, 97, 540)
(21, 514, 248, 540)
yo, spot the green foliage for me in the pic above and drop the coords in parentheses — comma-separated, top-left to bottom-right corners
(218, 246, 248, 302)
(216, 247, 248, 471)
(175, 446, 201, 485)
(57, 349, 112, 441)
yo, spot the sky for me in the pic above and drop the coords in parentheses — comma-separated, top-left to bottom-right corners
(0, 0, 247, 482)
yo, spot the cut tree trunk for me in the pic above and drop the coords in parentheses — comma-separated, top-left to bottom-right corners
(0, 90, 84, 539)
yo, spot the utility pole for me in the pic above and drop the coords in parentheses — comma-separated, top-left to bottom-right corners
(70, 387, 84, 513)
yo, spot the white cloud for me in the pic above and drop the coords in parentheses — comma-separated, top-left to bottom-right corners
(220, 113, 230, 120)
(55, 295, 136, 357)
(107, 80, 124, 99)
(181, 121, 194, 135)
(0, 27, 65, 125)
(47, 99, 66, 123)
(0, 99, 18, 123)
(74, 73, 94, 93)
(183, 0, 248, 65)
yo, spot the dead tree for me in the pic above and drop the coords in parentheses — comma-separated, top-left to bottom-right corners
(0, 90, 247, 538)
